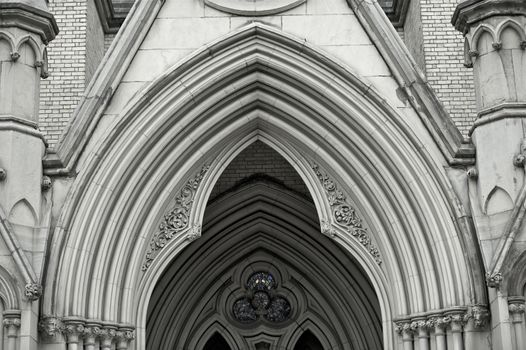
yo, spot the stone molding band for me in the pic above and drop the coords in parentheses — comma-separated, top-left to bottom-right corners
(394, 305, 490, 334)
(39, 316, 135, 349)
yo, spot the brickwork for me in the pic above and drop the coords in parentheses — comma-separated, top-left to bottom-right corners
(209, 141, 311, 201)
(418, 0, 476, 135)
(39, 0, 104, 147)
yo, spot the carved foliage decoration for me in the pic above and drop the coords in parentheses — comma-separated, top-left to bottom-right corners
(142, 165, 209, 271)
(312, 164, 382, 265)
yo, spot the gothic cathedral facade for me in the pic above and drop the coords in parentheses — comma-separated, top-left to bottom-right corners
(0, 0, 526, 349)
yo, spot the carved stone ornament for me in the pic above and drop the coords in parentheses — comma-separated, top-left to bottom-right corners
(468, 304, 490, 328)
(142, 165, 209, 271)
(25, 283, 43, 301)
(312, 164, 382, 264)
(41, 176, 52, 191)
(0, 168, 6, 181)
(2, 318, 21, 328)
(486, 272, 503, 288)
(38, 317, 64, 337)
(320, 219, 336, 238)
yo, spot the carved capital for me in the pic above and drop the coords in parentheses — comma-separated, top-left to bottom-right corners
(468, 49, 479, 58)
(10, 52, 20, 61)
(395, 321, 413, 335)
(492, 41, 502, 50)
(3, 317, 21, 329)
(320, 220, 336, 238)
(38, 316, 64, 337)
(25, 283, 43, 301)
(486, 272, 503, 288)
(186, 224, 201, 242)
(63, 321, 85, 343)
(41, 176, 52, 191)
(83, 325, 102, 344)
(508, 297, 525, 323)
(467, 167, 478, 179)
(514, 154, 526, 168)
(468, 304, 490, 328)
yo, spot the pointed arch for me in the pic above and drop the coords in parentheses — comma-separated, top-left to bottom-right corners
(14, 35, 42, 64)
(472, 24, 498, 54)
(8, 198, 37, 227)
(44, 23, 485, 349)
(496, 19, 526, 47)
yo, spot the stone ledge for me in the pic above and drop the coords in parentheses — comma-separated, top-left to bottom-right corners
(452, 0, 526, 34)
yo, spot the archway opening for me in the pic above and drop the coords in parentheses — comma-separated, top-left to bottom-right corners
(146, 141, 382, 349)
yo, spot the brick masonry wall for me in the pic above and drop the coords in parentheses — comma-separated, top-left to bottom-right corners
(39, 0, 104, 147)
(418, 0, 476, 135)
(39, 0, 87, 146)
(209, 141, 311, 202)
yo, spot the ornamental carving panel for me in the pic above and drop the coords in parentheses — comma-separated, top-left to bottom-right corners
(312, 164, 382, 265)
(142, 166, 209, 271)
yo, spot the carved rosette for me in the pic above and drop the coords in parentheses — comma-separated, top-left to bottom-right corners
(312, 164, 382, 264)
(142, 165, 209, 270)
(25, 283, 43, 301)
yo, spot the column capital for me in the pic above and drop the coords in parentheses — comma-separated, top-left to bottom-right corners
(508, 296, 525, 322)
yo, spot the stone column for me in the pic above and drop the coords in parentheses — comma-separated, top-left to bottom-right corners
(433, 316, 449, 350)
(395, 321, 414, 350)
(83, 323, 102, 350)
(452, 0, 526, 267)
(414, 318, 430, 350)
(115, 327, 135, 350)
(446, 311, 466, 350)
(0, 0, 58, 296)
(508, 297, 526, 350)
(63, 319, 85, 350)
(2, 311, 21, 350)
(100, 325, 117, 350)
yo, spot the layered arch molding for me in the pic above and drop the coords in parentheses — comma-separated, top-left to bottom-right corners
(147, 182, 382, 350)
(43, 23, 486, 349)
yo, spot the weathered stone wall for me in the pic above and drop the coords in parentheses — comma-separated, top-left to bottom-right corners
(403, 0, 425, 73)
(418, 0, 476, 135)
(105, 33, 116, 51)
(86, 0, 105, 85)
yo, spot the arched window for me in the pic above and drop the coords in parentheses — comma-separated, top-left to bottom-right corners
(293, 330, 324, 350)
(203, 332, 231, 350)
